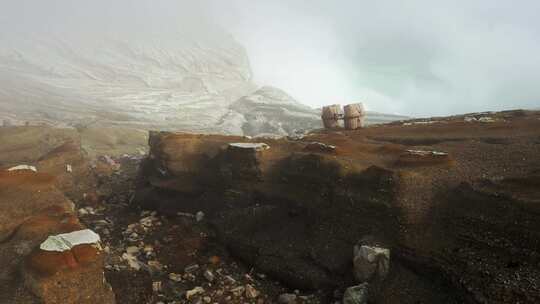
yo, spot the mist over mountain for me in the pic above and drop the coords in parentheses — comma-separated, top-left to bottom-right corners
(0, 19, 257, 131)
(0, 2, 405, 135)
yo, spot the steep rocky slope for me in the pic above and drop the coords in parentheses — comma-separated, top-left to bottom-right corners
(0, 29, 253, 130)
(0, 30, 405, 135)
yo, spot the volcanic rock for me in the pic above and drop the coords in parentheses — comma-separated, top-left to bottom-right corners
(353, 245, 390, 283)
(343, 283, 369, 304)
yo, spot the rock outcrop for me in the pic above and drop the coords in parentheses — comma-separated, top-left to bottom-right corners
(136, 110, 540, 303)
(0, 131, 116, 303)
(0, 170, 115, 303)
(137, 130, 400, 291)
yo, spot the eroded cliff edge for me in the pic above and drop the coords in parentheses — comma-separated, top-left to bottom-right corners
(135, 110, 540, 303)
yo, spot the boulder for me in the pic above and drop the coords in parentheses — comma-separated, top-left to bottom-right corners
(0, 170, 115, 303)
(23, 233, 115, 304)
(353, 245, 390, 283)
(343, 283, 369, 304)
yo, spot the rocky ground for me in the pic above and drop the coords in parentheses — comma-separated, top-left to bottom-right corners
(1, 109, 539, 303)
(78, 155, 323, 304)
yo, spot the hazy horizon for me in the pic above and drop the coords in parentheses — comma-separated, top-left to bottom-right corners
(2, 0, 540, 117)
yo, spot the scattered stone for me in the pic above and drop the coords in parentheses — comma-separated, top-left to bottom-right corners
(278, 293, 297, 304)
(343, 283, 369, 304)
(143, 244, 154, 255)
(100, 155, 119, 168)
(224, 275, 237, 285)
(186, 286, 205, 300)
(478, 116, 496, 123)
(122, 252, 142, 271)
(128, 232, 139, 241)
(231, 286, 245, 296)
(196, 211, 205, 222)
(152, 281, 162, 292)
(245, 284, 260, 298)
(169, 273, 183, 282)
(148, 260, 163, 271)
(125, 246, 140, 255)
(244, 273, 254, 281)
(204, 269, 215, 282)
(353, 245, 390, 283)
(303, 142, 336, 153)
(185, 264, 200, 273)
(93, 219, 110, 227)
(203, 296, 212, 303)
(465, 116, 498, 123)
(140, 215, 158, 227)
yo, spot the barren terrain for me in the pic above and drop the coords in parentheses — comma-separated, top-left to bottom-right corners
(1, 109, 539, 303)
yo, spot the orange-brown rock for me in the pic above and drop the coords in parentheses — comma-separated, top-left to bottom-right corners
(16, 213, 82, 241)
(148, 131, 247, 176)
(23, 244, 114, 304)
(27, 244, 100, 276)
(0, 171, 73, 240)
(138, 110, 540, 303)
(0, 164, 115, 303)
(37, 141, 96, 201)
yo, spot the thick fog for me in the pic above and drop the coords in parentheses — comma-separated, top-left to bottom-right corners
(2, 0, 540, 116)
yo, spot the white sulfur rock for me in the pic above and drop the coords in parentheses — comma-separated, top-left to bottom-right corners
(229, 143, 270, 151)
(7, 165, 37, 172)
(40, 229, 101, 252)
(406, 150, 448, 156)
